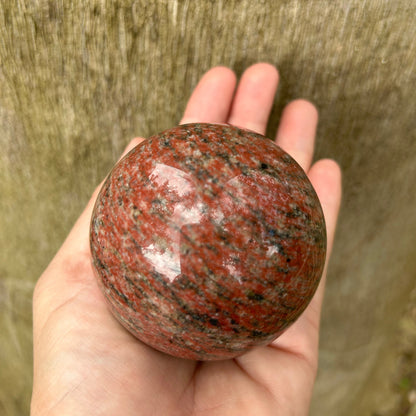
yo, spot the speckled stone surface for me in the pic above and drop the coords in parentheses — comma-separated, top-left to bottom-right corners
(90, 123, 326, 360)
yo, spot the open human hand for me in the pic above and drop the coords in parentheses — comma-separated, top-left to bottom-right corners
(31, 63, 341, 416)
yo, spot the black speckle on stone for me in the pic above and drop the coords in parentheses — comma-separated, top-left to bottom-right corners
(194, 126, 203, 135)
(95, 257, 108, 271)
(267, 228, 277, 237)
(161, 137, 171, 147)
(247, 291, 265, 302)
(191, 313, 207, 323)
(286, 206, 305, 219)
(219, 233, 228, 242)
(260, 162, 269, 170)
(209, 318, 220, 327)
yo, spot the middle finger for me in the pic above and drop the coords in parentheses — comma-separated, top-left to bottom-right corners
(228, 63, 279, 135)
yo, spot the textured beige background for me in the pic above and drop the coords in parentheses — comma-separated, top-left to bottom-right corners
(0, 1, 415, 415)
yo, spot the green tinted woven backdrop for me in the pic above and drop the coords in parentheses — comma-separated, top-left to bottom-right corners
(0, 1, 415, 415)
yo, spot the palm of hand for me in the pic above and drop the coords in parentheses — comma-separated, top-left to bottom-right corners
(34, 256, 314, 415)
(32, 64, 341, 416)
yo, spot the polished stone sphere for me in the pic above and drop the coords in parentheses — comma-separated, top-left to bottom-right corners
(90, 123, 326, 360)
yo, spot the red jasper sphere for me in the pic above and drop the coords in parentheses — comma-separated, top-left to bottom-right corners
(90, 123, 326, 360)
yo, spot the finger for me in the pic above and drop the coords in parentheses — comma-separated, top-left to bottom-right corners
(180, 66, 237, 124)
(121, 137, 146, 157)
(306, 158, 342, 308)
(272, 159, 342, 357)
(275, 99, 318, 172)
(228, 62, 279, 135)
